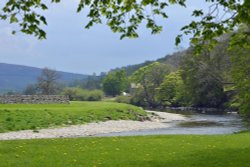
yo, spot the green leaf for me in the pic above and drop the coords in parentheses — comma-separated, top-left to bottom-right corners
(10, 14, 18, 23)
(40, 16, 47, 25)
(175, 35, 182, 45)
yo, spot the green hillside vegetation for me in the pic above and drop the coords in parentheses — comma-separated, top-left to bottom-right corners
(112, 50, 186, 75)
(1, 132, 250, 167)
(0, 102, 146, 133)
(110, 29, 249, 118)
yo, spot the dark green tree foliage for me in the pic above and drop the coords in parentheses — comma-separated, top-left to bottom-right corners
(229, 27, 250, 117)
(102, 70, 128, 96)
(157, 70, 187, 107)
(209, 35, 232, 83)
(131, 62, 172, 107)
(181, 51, 225, 107)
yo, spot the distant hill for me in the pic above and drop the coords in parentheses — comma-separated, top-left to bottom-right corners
(0, 49, 189, 92)
(111, 49, 189, 75)
(0, 63, 89, 92)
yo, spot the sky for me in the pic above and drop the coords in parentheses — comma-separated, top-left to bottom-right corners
(0, 0, 209, 75)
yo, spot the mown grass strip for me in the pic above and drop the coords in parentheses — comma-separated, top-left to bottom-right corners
(0, 133, 250, 167)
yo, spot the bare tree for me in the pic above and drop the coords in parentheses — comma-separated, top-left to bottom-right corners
(37, 68, 60, 95)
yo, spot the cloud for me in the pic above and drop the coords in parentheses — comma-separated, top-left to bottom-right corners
(0, 28, 38, 56)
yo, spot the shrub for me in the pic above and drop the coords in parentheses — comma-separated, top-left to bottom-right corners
(62, 87, 103, 101)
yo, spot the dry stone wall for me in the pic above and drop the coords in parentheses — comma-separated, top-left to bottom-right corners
(0, 95, 69, 104)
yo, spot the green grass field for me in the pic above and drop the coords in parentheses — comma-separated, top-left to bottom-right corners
(0, 132, 249, 167)
(0, 101, 146, 132)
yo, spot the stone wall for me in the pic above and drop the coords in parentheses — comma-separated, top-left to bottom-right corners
(0, 95, 69, 104)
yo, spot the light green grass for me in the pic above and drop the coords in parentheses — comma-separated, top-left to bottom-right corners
(0, 101, 146, 132)
(0, 133, 250, 167)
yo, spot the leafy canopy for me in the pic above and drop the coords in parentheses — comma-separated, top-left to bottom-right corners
(102, 70, 128, 96)
(131, 62, 172, 107)
(157, 70, 186, 106)
(1, 0, 249, 46)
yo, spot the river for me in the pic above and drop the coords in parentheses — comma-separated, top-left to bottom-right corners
(95, 113, 248, 136)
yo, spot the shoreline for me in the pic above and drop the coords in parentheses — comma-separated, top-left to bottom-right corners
(0, 111, 186, 140)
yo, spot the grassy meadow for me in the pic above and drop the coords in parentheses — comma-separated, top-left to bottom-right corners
(0, 101, 146, 132)
(0, 132, 249, 167)
(0, 101, 249, 167)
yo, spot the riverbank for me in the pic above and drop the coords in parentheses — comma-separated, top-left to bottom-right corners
(0, 111, 186, 140)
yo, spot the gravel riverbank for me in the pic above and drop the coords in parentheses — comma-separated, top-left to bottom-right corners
(0, 111, 186, 140)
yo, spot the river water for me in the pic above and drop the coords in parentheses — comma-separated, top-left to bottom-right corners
(95, 113, 248, 136)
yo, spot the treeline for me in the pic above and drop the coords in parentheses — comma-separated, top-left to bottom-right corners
(102, 28, 249, 117)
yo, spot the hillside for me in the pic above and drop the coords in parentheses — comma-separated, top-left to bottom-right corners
(112, 49, 189, 75)
(0, 63, 89, 92)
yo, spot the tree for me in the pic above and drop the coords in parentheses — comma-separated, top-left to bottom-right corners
(228, 27, 250, 117)
(181, 51, 225, 108)
(0, 0, 249, 46)
(176, 1, 250, 47)
(131, 62, 172, 107)
(102, 70, 128, 96)
(157, 71, 187, 107)
(37, 68, 60, 95)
